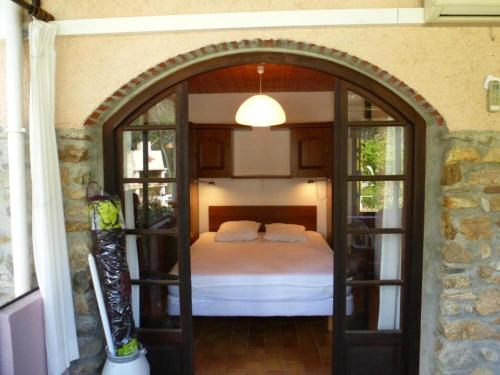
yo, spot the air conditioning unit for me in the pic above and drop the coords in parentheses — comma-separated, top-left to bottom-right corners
(425, 0, 500, 23)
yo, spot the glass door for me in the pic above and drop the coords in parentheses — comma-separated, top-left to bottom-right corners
(115, 83, 192, 374)
(333, 80, 421, 375)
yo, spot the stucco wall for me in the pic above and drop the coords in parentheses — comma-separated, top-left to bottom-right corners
(50, 26, 499, 132)
(42, 0, 422, 19)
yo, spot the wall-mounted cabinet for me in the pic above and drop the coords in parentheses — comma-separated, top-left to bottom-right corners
(191, 123, 331, 179)
(192, 128, 232, 178)
(290, 127, 331, 178)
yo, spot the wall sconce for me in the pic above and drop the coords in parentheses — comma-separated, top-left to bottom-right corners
(197, 179, 215, 185)
(307, 178, 330, 184)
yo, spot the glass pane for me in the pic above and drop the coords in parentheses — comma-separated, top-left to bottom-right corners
(123, 182, 144, 228)
(138, 284, 181, 330)
(347, 285, 401, 331)
(348, 91, 394, 122)
(125, 234, 179, 328)
(129, 94, 176, 126)
(122, 131, 144, 178)
(123, 183, 177, 229)
(348, 127, 404, 176)
(147, 183, 177, 229)
(148, 130, 176, 178)
(347, 181, 404, 229)
(347, 234, 403, 281)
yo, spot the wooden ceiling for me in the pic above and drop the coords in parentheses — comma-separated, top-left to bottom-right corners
(188, 64, 335, 94)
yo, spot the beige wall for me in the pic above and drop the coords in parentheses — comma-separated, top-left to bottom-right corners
(43, 0, 422, 20)
(47, 25, 499, 132)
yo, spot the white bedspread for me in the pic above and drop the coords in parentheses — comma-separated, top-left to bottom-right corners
(168, 231, 353, 316)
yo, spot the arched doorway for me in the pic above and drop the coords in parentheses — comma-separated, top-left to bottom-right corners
(101, 48, 426, 375)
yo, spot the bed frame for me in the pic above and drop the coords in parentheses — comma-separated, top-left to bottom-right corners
(208, 205, 317, 232)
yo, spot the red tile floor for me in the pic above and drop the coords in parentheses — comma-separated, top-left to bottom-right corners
(193, 316, 333, 375)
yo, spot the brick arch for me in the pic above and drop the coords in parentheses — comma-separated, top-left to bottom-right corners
(83, 39, 445, 127)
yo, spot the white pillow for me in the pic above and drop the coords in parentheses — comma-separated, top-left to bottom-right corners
(214, 220, 261, 242)
(263, 223, 308, 242)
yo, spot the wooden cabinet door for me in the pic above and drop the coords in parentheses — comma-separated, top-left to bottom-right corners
(291, 127, 331, 177)
(193, 128, 232, 178)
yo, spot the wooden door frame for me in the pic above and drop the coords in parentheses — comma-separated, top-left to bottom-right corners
(102, 51, 426, 375)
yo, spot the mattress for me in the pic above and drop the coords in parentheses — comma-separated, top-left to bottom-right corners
(168, 231, 353, 316)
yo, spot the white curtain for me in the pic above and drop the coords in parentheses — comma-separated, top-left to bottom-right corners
(29, 20, 79, 374)
(375, 127, 403, 330)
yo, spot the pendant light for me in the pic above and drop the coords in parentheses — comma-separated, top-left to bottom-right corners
(235, 65, 286, 127)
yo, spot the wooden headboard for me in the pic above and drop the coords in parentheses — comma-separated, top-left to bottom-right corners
(208, 206, 317, 232)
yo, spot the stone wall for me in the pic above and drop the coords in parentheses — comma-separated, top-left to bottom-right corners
(56, 127, 105, 374)
(0, 133, 13, 306)
(437, 132, 500, 375)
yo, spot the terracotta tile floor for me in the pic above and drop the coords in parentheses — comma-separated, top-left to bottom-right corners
(193, 316, 333, 375)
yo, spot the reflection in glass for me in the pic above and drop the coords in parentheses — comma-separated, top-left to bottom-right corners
(148, 130, 176, 178)
(347, 285, 401, 331)
(147, 183, 177, 229)
(347, 181, 404, 229)
(129, 94, 176, 126)
(138, 284, 181, 330)
(148, 94, 177, 125)
(123, 183, 143, 228)
(348, 91, 394, 122)
(123, 183, 177, 229)
(123, 131, 144, 178)
(348, 127, 404, 176)
(347, 234, 402, 281)
(122, 130, 175, 179)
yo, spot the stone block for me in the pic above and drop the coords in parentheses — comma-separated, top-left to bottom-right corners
(443, 196, 478, 209)
(76, 315, 99, 336)
(460, 216, 493, 240)
(469, 169, 500, 185)
(479, 266, 494, 279)
(479, 243, 492, 259)
(476, 289, 500, 316)
(441, 164, 462, 186)
(442, 211, 457, 240)
(482, 148, 500, 163)
(443, 242, 473, 263)
(443, 275, 471, 289)
(483, 186, 500, 194)
(78, 336, 104, 359)
(437, 342, 476, 369)
(470, 369, 494, 375)
(66, 221, 91, 232)
(59, 145, 89, 163)
(463, 320, 499, 340)
(480, 348, 499, 362)
(446, 148, 480, 164)
(490, 196, 500, 212)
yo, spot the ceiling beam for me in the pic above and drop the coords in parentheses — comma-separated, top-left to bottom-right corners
(0, 8, 425, 39)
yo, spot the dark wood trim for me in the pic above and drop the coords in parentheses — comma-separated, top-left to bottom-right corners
(346, 228, 405, 235)
(271, 121, 332, 129)
(333, 78, 348, 375)
(347, 279, 404, 286)
(230, 174, 292, 179)
(124, 228, 178, 236)
(347, 175, 405, 181)
(131, 279, 180, 286)
(120, 125, 177, 131)
(190, 122, 251, 130)
(176, 82, 194, 375)
(102, 51, 426, 375)
(208, 205, 317, 232)
(347, 120, 406, 127)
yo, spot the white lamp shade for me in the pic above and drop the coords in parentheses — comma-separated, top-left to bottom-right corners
(235, 94, 286, 127)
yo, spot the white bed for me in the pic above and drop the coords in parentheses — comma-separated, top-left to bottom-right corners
(168, 231, 353, 316)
